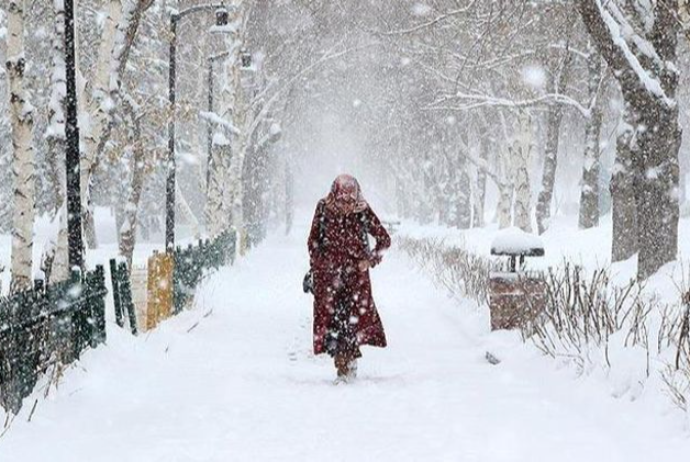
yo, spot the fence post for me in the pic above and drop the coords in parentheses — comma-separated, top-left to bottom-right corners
(118, 262, 138, 335)
(109, 259, 124, 328)
(69, 269, 85, 360)
(173, 246, 184, 314)
(91, 265, 107, 347)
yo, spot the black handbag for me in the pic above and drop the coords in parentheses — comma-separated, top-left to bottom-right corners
(303, 269, 314, 294)
(304, 202, 326, 295)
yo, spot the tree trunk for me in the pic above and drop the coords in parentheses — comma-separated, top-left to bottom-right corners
(452, 125, 471, 229)
(513, 113, 533, 233)
(46, 0, 69, 283)
(535, 104, 561, 234)
(7, 0, 35, 292)
(80, 0, 123, 249)
(206, 131, 231, 238)
(633, 105, 681, 280)
(473, 135, 489, 228)
(52, 206, 69, 283)
(536, 91, 567, 233)
(81, 0, 153, 249)
(578, 48, 603, 229)
(119, 99, 146, 269)
(610, 111, 638, 262)
(495, 145, 514, 229)
(578, 0, 681, 279)
(456, 168, 472, 229)
(496, 183, 513, 229)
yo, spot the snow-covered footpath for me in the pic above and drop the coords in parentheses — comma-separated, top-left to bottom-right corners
(2, 226, 690, 461)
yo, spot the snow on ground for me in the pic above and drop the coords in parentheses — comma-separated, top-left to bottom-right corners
(2, 221, 690, 461)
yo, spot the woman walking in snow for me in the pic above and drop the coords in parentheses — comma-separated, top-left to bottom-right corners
(307, 174, 391, 382)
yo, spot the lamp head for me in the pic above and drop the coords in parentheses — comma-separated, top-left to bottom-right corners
(215, 4, 229, 27)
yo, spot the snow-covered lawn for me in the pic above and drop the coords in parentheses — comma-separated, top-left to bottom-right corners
(1, 223, 689, 461)
(399, 214, 690, 305)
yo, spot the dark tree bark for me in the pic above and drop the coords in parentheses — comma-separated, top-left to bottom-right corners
(578, 48, 603, 229)
(473, 133, 489, 228)
(611, 109, 637, 262)
(577, 0, 681, 280)
(536, 52, 572, 235)
(64, 0, 84, 270)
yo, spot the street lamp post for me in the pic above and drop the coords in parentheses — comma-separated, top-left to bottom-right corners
(64, 0, 84, 270)
(167, 3, 229, 253)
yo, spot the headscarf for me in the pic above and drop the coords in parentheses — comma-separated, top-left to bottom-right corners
(325, 174, 368, 214)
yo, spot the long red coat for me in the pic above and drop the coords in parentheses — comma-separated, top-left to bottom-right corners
(308, 199, 391, 355)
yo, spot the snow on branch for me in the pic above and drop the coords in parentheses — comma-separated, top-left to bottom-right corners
(427, 91, 591, 119)
(200, 111, 241, 136)
(377, 2, 477, 36)
(583, 0, 673, 107)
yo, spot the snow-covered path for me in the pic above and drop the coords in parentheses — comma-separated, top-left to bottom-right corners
(2, 231, 689, 461)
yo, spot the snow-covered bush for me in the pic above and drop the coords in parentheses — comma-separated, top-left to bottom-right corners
(398, 236, 690, 411)
(397, 236, 491, 305)
(530, 265, 664, 370)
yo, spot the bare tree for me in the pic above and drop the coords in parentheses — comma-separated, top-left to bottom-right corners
(577, 0, 682, 279)
(578, 43, 604, 229)
(7, 0, 35, 292)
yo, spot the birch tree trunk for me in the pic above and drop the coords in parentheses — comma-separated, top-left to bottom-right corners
(453, 166, 472, 229)
(81, 0, 153, 249)
(206, 130, 231, 237)
(473, 134, 489, 228)
(80, 0, 123, 249)
(207, 3, 245, 241)
(7, 0, 35, 292)
(452, 125, 472, 229)
(496, 146, 514, 229)
(225, 3, 251, 255)
(513, 113, 534, 233)
(578, 48, 603, 229)
(119, 99, 146, 269)
(47, 0, 69, 283)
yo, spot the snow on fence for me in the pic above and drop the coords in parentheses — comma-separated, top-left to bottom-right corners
(173, 230, 236, 314)
(0, 267, 108, 414)
(110, 230, 237, 334)
(0, 230, 237, 416)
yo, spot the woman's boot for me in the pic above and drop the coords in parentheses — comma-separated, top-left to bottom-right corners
(335, 354, 350, 379)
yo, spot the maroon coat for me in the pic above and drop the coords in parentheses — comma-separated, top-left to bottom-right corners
(308, 199, 391, 355)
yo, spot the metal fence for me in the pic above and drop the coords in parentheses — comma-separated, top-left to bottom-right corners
(0, 230, 236, 414)
(0, 267, 108, 414)
(110, 259, 139, 335)
(173, 230, 236, 313)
